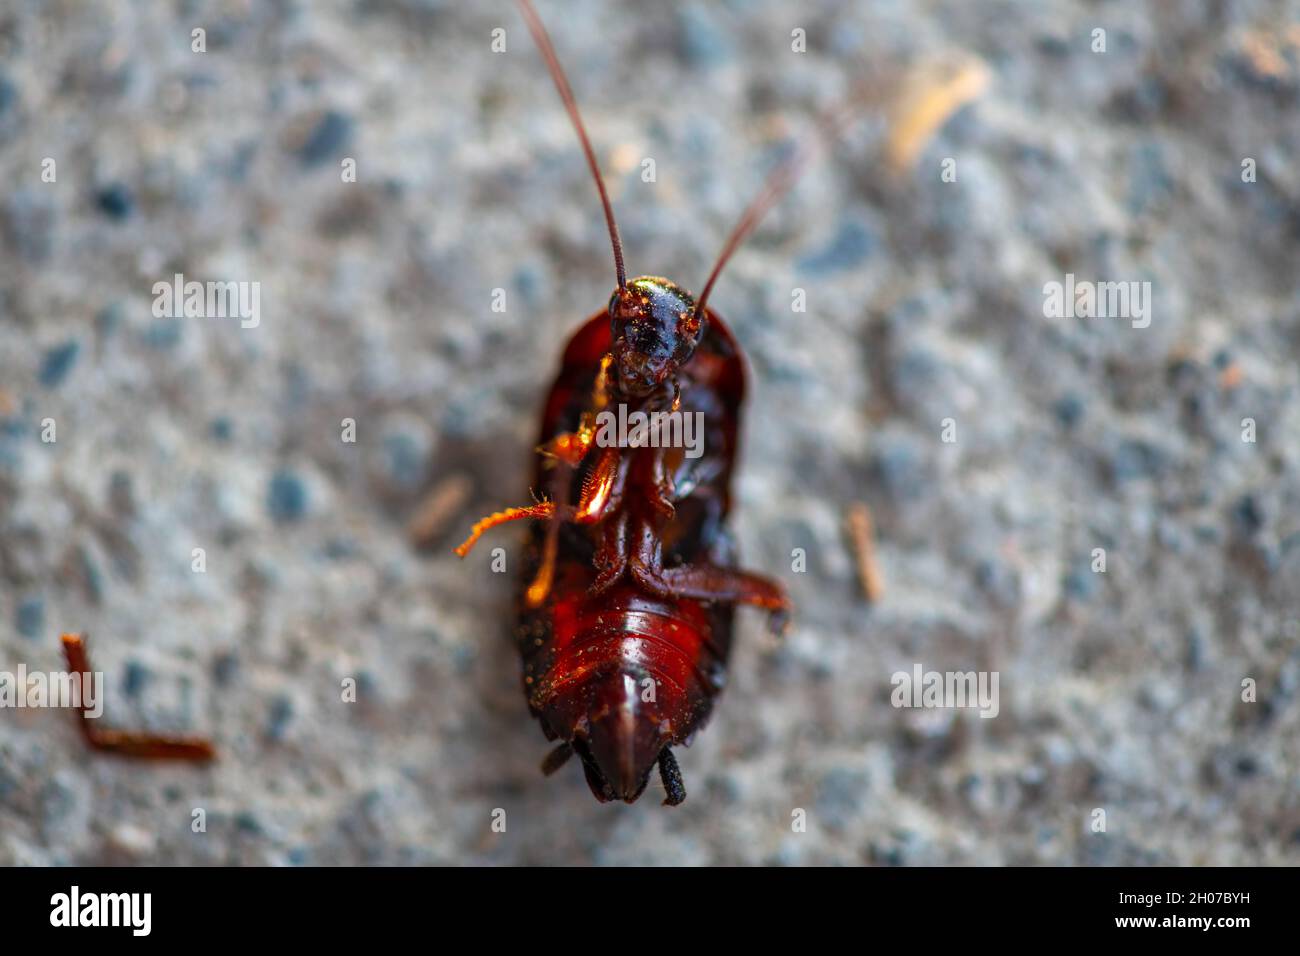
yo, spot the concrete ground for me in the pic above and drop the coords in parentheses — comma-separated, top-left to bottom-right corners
(1, 0, 1298, 865)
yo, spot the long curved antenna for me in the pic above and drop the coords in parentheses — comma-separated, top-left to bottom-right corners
(693, 139, 813, 319)
(693, 90, 863, 319)
(691, 138, 811, 319)
(518, 0, 627, 290)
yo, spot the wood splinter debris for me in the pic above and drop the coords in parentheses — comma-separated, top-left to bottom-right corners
(886, 56, 992, 172)
(846, 502, 885, 603)
(409, 473, 474, 546)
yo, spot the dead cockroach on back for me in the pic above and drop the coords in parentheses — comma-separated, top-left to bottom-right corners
(455, 0, 821, 806)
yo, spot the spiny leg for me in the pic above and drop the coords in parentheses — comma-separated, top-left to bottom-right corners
(647, 446, 677, 519)
(628, 516, 790, 634)
(658, 748, 686, 806)
(61, 634, 215, 761)
(540, 741, 574, 776)
(573, 445, 627, 523)
(653, 563, 791, 635)
(453, 501, 556, 558)
(537, 355, 615, 467)
(588, 508, 630, 596)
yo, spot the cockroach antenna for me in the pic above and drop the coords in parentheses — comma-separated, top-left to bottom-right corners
(693, 89, 862, 320)
(693, 138, 816, 321)
(517, 0, 627, 290)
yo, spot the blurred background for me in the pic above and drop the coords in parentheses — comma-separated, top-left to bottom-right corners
(2, 0, 1299, 865)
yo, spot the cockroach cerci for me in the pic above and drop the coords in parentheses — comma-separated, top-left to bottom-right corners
(455, 0, 810, 806)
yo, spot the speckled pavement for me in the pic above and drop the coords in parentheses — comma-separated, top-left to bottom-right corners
(1, 0, 1299, 865)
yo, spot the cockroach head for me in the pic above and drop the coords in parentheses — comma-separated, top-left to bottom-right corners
(607, 276, 705, 399)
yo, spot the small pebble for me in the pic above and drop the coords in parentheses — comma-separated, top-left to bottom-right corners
(1233, 494, 1264, 536)
(122, 659, 151, 698)
(212, 651, 240, 686)
(39, 340, 80, 388)
(209, 416, 234, 442)
(108, 469, 136, 516)
(95, 182, 135, 220)
(297, 110, 353, 167)
(142, 318, 183, 350)
(0, 71, 15, 117)
(267, 694, 295, 740)
(1063, 568, 1098, 601)
(1109, 438, 1165, 482)
(382, 430, 427, 492)
(15, 596, 44, 639)
(106, 822, 157, 859)
(77, 546, 104, 602)
(267, 470, 308, 522)
(1052, 393, 1085, 428)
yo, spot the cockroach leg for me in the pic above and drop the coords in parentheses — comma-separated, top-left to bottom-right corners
(60, 633, 216, 761)
(658, 748, 686, 807)
(454, 501, 556, 558)
(633, 556, 791, 635)
(648, 447, 677, 520)
(539, 358, 616, 467)
(589, 509, 630, 596)
(540, 741, 574, 776)
(574, 445, 625, 524)
(524, 510, 562, 608)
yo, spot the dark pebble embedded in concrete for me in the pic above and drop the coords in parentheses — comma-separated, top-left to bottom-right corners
(212, 651, 240, 686)
(39, 340, 80, 387)
(267, 470, 308, 521)
(267, 694, 295, 740)
(95, 182, 135, 220)
(1053, 393, 1085, 428)
(15, 596, 44, 639)
(1109, 438, 1167, 482)
(122, 660, 151, 698)
(1233, 494, 1264, 536)
(1063, 567, 1098, 601)
(297, 110, 353, 167)
(209, 417, 234, 442)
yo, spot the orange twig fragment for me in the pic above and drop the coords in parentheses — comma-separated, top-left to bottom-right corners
(60, 633, 215, 761)
(846, 503, 885, 603)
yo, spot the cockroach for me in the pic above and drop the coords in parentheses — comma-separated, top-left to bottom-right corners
(455, 0, 814, 805)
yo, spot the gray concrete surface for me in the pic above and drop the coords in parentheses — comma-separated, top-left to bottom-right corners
(1, 0, 1299, 865)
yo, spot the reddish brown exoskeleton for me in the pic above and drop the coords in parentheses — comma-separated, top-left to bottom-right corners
(455, 0, 816, 805)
